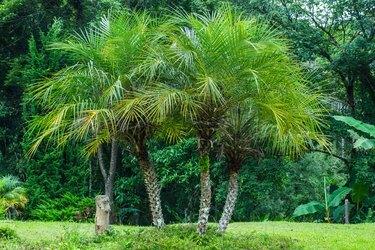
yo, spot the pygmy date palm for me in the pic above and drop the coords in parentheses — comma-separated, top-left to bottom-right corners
(27, 11, 167, 227)
(142, 7, 327, 234)
(217, 100, 326, 233)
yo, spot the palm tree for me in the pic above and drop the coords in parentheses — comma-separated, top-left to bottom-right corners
(108, 12, 174, 228)
(141, 6, 327, 234)
(217, 102, 326, 233)
(216, 107, 261, 233)
(0, 176, 28, 219)
(28, 11, 167, 227)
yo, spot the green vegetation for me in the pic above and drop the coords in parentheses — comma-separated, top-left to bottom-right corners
(30, 193, 94, 222)
(25, 6, 327, 234)
(293, 177, 352, 222)
(1, 221, 375, 249)
(0, 226, 18, 240)
(334, 116, 375, 150)
(0, 0, 374, 248)
(0, 176, 27, 219)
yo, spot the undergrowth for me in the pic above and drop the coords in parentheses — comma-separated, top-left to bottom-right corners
(0, 224, 298, 249)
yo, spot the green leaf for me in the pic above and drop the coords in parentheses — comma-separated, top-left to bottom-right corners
(293, 201, 324, 217)
(347, 129, 360, 139)
(328, 187, 351, 208)
(347, 129, 375, 150)
(353, 138, 375, 150)
(333, 116, 375, 138)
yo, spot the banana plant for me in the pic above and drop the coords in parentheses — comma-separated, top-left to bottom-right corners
(293, 177, 352, 222)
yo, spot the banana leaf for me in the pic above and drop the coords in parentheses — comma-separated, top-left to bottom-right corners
(293, 201, 324, 217)
(328, 187, 351, 208)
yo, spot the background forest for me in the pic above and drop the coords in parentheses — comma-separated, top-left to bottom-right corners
(0, 0, 374, 226)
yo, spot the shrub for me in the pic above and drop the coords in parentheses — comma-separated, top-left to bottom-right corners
(0, 176, 28, 219)
(121, 225, 297, 249)
(0, 225, 298, 249)
(31, 193, 94, 222)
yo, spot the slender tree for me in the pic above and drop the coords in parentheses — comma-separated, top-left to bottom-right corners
(217, 107, 261, 233)
(107, 12, 173, 228)
(217, 101, 326, 232)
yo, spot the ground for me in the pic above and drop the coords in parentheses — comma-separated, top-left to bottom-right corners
(0, 220, 374, 249)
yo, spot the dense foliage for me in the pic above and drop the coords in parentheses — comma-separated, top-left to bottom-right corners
(0, 0, 374, 229)
(0, 176, 27, 219)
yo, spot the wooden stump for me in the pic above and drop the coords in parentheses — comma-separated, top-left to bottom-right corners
(95, 195, 111, 234)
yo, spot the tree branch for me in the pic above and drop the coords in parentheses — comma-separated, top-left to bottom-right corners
(309, 149, 349, 163)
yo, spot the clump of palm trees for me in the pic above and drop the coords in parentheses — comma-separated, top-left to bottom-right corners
(28, 6, 327, 234)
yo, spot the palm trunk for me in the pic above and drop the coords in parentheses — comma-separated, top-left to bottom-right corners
(197, 166, 211, 235)
(136, 142, 165, 228)
(197, 145, 211, 235)
(98, 139, 118, 223)
(218, 169, 239, 233)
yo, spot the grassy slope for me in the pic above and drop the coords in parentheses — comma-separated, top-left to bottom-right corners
(0, 220, 374, 249)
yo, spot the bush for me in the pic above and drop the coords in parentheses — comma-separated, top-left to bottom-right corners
(30, 193, 94, 222)
(0, 227, 18, 239)
(121, 225, 297, 249)
(0, 224, 298, 249)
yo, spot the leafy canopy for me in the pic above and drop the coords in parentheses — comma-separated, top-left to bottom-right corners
(141, 6, 327, 155)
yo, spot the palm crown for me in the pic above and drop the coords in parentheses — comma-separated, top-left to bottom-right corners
(28, 11, 168, 155)
(140, 7, 327, 154)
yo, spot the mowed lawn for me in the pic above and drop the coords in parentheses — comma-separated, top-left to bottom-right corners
(0, 220, 374, 249)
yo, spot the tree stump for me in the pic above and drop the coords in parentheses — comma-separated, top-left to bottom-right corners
(95, 195, 111, 234)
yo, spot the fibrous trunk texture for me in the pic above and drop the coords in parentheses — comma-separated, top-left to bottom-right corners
(137, 143, 165, 228)
(197, 140, 212, 235)
(139, 159, 165, 227)
(218, 170, 239, 233)
(197, 167, 211, 235)
(95, 195, 111, 234)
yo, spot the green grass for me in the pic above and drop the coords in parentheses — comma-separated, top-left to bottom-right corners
(0, 220, 374, 249)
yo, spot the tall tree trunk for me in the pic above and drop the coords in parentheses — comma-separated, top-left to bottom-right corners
(197, 138, 212, 235)
(135, 141, 165, 228)
(98, 139, 118, 223)
(218, 167, 239, 233)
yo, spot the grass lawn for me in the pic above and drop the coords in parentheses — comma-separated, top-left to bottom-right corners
(0, 220, 374, 249)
